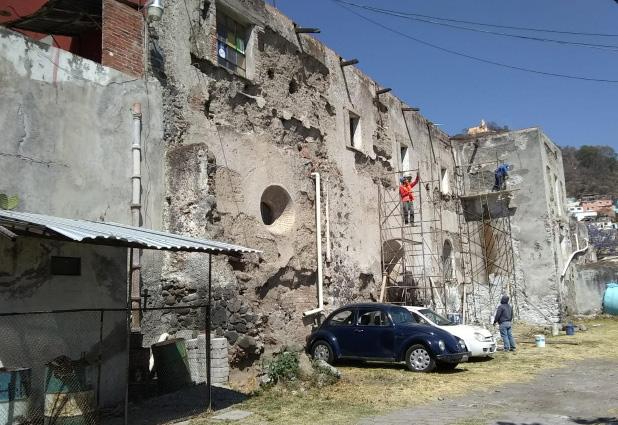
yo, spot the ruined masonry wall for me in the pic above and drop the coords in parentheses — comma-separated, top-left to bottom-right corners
(453, 129, 571, 324)
(142, 0, 462, 379)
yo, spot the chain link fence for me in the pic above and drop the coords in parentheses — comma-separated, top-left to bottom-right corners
(0, 305, 219, 425)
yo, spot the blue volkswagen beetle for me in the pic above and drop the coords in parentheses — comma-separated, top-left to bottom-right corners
(306, 303, 470, 372)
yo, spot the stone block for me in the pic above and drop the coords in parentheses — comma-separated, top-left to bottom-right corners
(210, 358, 228, 368)
(211, 337, 228, 350)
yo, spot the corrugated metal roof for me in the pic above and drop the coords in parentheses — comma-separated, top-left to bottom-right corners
(0, 210, 259, 255)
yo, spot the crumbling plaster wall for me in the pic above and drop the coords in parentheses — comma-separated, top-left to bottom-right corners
(0, 27, 166, 300)
(0, 237, 128, 407)
(453, 128, 571, 324)
(144, 0, 461, 370)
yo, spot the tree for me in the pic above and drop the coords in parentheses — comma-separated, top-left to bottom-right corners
(561, 145, 618, 198)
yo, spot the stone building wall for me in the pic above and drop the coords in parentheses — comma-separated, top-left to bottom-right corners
(452, 128, 572, 324)
(142, 0, 462, 377)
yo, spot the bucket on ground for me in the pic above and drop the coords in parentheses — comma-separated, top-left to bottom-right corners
(44, 357, 96, 425)
(551, 323, 560, 336)
(603, 283, 618, 315)
(565, 324, 575, 336)
(151, 338, 192, 393)
(0, 367, 31, 425)
(534, 335, 546, 348)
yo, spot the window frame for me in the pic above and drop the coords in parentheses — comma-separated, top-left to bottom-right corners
(328, 309, 355, 327)
(216, 11, 249, 77)
(356, 309, 392, 327)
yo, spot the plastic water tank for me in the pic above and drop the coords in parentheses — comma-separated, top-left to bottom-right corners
(603, 283, 618, 315)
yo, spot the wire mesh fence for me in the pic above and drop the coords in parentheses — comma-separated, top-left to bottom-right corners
(0, 305, 216, 425)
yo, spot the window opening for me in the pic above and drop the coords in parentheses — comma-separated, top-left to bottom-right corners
(441, 240, 453, 281)
(357, 310, 390, 326)
(440, 167, 449, 194)
(216, 12, 248, 77)
(260, 185, 295, 233)
(329, 310, 354, 326)
(400, 144, 409, 172)
(51, 256, 81, 276)
(348, 112, 361, 149)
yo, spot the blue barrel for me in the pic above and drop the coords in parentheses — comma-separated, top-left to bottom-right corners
(0, 368, 31, 425)
(603, 283, 618, 315)
(566, 324, 575, 336)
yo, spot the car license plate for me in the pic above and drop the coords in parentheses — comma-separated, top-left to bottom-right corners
(461, 355, 469, 362)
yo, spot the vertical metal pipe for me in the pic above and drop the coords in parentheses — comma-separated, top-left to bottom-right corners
(325, 177, 331, 264)
(130, 103, 143, 330)
(125, 249, 133, 425)
(303, 173, 324, 316)
(97, 310, 104, 407)
(314, 173, 323, 310)
(206, 253, 212, 411)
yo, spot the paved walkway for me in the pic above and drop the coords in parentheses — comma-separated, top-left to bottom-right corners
(358, 359, 618, 425)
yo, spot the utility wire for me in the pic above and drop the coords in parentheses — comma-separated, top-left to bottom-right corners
(335, 1, 618, 52)
(333, 0, 618, 38)
(331, 1, 618, 84)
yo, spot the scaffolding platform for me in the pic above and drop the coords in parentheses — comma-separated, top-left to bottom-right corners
(458, 188, 519, 201)
(378, 167, 450, 312)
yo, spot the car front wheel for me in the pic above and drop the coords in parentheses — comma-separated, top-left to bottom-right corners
(311, 341, 334, 364)
(405, 344, 436, 372)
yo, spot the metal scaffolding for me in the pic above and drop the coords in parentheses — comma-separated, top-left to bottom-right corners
(378, 165, 450, 314)
(454, 159, 518, 324)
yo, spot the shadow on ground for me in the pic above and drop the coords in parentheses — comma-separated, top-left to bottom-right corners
(335, 359, 466, 374)
(101, 384, 248, 425)
(571, 418, 618, 425)
(467, 356, 495, 363)
(494, 419, 618, 425)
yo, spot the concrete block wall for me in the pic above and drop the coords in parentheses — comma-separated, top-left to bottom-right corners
(102, 0, 144, 76)
(186, 334, 229, 385)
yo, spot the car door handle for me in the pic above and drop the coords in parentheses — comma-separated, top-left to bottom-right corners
(353, 329, 364, 333)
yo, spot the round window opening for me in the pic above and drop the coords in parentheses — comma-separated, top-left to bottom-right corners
(260, 185, 295, 233)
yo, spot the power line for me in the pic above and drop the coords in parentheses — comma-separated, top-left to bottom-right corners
(331, 1, 618, 84)
(334, 1, 618, 52)
(333, 0, 618, 38)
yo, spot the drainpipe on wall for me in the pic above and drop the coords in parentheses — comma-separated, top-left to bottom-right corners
(561, 238, 589, 279)
(304, 172, 324, 317)
(130, 103, 142, 330)
(325, 177, 332, 264)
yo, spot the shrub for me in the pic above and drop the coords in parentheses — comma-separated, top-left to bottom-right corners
(267, 351, 299, 384)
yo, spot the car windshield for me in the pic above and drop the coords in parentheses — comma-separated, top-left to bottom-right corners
(419, 309, 452, 326)
(390, 307, 416, 324)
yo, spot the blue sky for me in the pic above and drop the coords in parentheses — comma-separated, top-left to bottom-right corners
(274, 0, 618, 149)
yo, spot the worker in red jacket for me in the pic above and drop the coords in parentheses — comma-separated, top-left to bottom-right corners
(399, 173, 420, 225)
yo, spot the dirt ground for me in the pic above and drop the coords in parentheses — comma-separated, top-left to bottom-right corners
(358, 358, 618, 425)
(114, 317, 618, 425)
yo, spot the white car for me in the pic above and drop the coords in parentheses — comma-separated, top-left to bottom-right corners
(404, 306, 496, 358)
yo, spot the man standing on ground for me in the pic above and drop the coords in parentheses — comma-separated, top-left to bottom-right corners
(399, 172, 420, 225)
(494, 295, 516, 352)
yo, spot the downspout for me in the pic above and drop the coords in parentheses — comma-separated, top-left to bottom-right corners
(325, 177, 332, 264)
(304, 172, 324, 317)
(130, 103, 142, 330)
(561, 238, 589, 279)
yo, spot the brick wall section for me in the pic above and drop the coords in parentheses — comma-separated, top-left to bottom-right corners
(102, 0, 144, 77)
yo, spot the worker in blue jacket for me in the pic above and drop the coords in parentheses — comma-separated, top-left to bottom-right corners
(493, 163, 510, 191)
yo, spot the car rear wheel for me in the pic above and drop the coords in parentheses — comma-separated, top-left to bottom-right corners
(311, 341, 334, 364)
(405, 344, 436, 372)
